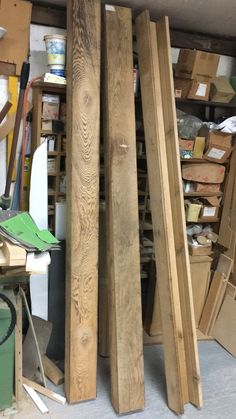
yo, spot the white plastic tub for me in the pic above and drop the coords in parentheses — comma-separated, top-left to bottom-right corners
(44, 34, 67, 65)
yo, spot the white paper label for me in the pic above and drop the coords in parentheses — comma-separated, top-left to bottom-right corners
(105, 5, 116, 11)
(207, 147, 226, 159)
(203, 207, 217, 217)
(196, 83, 207, 97)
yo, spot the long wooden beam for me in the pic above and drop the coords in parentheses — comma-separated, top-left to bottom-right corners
(103, 5, 144, 414)
(136, 10, 186, 414)
(65, 0, 101, 403)
(31, 4, 66, 28)
(155, 16, 202, 408)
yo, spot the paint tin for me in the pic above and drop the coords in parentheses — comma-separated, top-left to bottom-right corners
(44, 34, 67, 65)
(48, 65, 65, 78)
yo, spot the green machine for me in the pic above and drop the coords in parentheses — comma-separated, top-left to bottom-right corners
(0, 293, 16, 410)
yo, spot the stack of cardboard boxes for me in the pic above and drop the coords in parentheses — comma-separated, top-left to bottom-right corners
(174, 48, 235, 103)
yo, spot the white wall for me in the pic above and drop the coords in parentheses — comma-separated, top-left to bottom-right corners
(29, 24, 66, 79)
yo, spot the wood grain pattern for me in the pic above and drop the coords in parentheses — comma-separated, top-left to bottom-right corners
(103, 5, 144, 414)
(65, 0, 101, 403)
(136, 10, 185, 414)
(155, 16, 202, 407)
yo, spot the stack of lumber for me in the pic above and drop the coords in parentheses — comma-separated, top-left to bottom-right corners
(136, 10, 202, 413)
(66, 1, 202, 415)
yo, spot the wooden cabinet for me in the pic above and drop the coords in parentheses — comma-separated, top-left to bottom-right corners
(31, 82, 66, 233)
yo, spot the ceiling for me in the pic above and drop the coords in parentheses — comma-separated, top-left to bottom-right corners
(32, 0, 236, 38)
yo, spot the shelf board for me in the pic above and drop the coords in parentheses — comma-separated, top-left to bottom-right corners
(186, 217, 220, 223)
(176, 97, 236, 108)
(184, 191, 223, 197)
(181, 158, 229, 164)
(48, 190, 56, 196)
(32, 80, 66, 92)
(48, 151, 58, 156)
(41, 130, 66, 135)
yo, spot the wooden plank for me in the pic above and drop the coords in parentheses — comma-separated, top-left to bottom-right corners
(136, 10, 185, 414)
(199, 254, 233, 335)
(65, 0, 101, 404)
(23, 377, 66, 405)
(104, 5, 144, 414)
(155, 16, 202, 408)
(15, 292, 23, 403)
(31, 4, 66, 28)
(218, 146, 236, 248)
(0, 61, 16, 76)
(190, 256, 212, 326)
(226, 282, 236, 299)
(42, 355, 64, 386)
(7, 76, 18, 179)
(23, 384, 49, 414)
(212, 294, 236, 356)
(170, 30, 236, 57)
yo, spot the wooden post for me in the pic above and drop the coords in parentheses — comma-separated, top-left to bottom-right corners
(155, 16, 202, 407)
(136, 10, 185, 414)
(65, 0, 101, 403)
(15, 292, 23, 403)
(103, 5, 144, 414)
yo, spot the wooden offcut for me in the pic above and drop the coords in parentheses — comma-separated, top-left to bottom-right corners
(104, 5, 144, 414)
(199, 254, 233, 336)
(136, 10, 186, 414)
(42, 355, 64, 386)
(65, 0, 101, 403)
(218, 146, 236, 249)
(155, 16, 202, 407)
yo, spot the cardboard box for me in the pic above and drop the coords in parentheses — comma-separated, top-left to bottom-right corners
(195, 183, 221, 193)
(0, 0, 32, 75)
(188, 242, 212, 256)
(199, 205, 219, 220)
(210, 76, 235, 103)
(182, 163, 225, 184)
(204, 131, 233, 163)
(187, 80, 210, 101)
(174, 78, 192, 98)
(42, 94, 60, 120)
(186, 202, 202, 222)
(208, 131, 232, 148)
(175, 49, 220, 81)
(174, 78, 210, 100)
(179, 139, 194, 151)
(193, 137, 205, 158)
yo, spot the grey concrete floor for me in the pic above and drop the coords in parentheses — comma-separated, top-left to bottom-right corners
(2, 341, 236, 419)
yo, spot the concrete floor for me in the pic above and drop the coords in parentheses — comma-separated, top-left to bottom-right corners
(2, 341, 236, 419)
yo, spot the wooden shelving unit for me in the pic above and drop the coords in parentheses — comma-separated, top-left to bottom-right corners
(31, 81, 67, 233)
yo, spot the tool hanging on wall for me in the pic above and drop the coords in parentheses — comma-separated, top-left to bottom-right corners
(0, 61, 30, 210)
(0, 101, 12, 124)
(7, 76, 18, 180)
